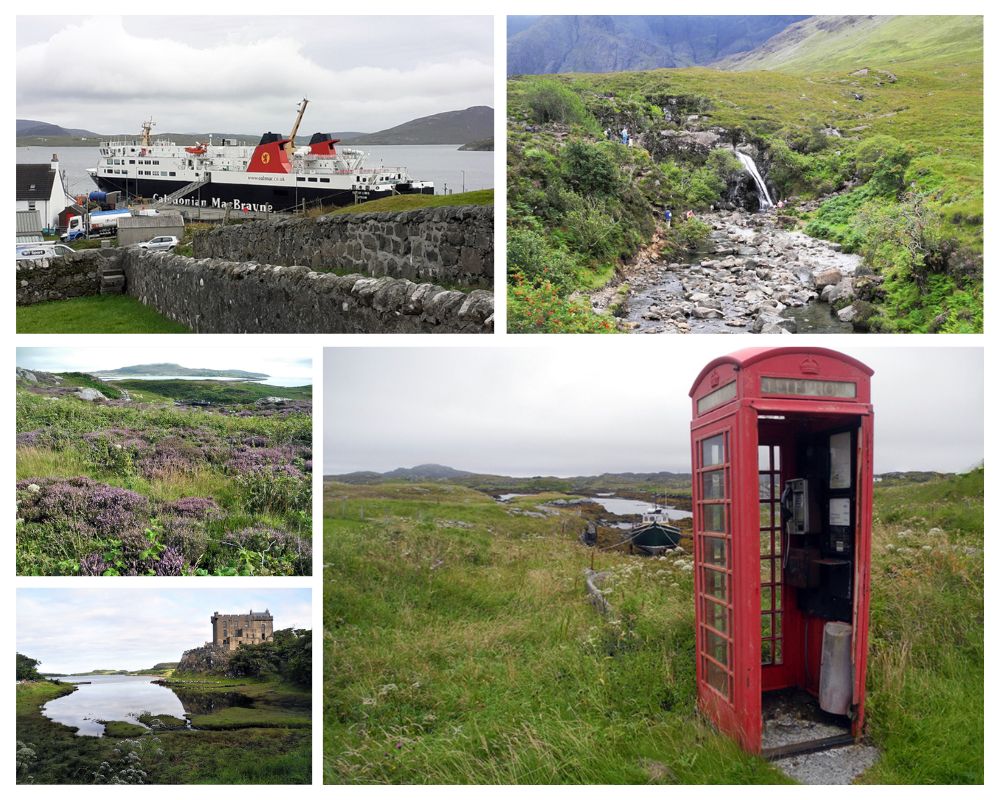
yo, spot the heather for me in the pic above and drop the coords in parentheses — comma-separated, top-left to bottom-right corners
(15, 383, 312, 576)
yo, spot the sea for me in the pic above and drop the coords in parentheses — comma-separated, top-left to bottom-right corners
(17, 144, 493, 198)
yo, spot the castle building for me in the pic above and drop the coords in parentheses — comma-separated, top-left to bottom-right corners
(210, 609, 274, 651)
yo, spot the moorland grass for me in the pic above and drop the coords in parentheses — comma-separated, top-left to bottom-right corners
(323, 470, 983, 784)
(16, 295, 191, 334)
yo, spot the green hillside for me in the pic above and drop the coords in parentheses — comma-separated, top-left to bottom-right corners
(719, 15, 983, 72)
(507, 15, 982, 333)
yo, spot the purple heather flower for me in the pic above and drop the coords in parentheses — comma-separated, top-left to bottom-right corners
(80, 552, 110, 576)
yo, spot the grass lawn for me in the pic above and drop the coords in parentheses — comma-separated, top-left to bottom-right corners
(17, 295, 191, 333)
(323, 471, 983, 784)
(317, 189, 493, 216)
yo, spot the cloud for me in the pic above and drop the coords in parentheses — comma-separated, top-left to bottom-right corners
(324, 345, 984, 476)
(17, 16, 494, 133)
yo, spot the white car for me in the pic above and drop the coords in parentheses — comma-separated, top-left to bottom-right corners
(16, 243, 76, 260)
(135, 235, 179, 252)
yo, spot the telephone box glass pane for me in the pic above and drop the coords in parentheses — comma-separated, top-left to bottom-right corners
(702, 435, 725, 466)
(702, 470, 725, 499)
(704, 658, 729, 697)
(703, 536, 727, 567)
(704, 504, 727, 532)
(705, 628, 728, 666)
(703, 567, 727, 600)
(703, 597, 728, 634)
(697, 381, 737, 415)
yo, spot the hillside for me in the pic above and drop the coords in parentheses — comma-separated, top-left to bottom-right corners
(324, 470, 983, 782)
(716, 15, 983, 72)
(507, 14, 982, 333)
(508, 16, 806, 76)
(344, 106, 493, 145)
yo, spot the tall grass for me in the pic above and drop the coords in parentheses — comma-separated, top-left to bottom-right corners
(324, 472, 983, 784)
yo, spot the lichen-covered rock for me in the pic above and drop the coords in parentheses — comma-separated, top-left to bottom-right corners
(176, 644, 232, 674)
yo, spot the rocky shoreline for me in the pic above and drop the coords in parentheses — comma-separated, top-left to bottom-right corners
(602, 210, 879, 334)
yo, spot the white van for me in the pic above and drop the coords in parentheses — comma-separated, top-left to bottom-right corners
(16, 242, 76, 261)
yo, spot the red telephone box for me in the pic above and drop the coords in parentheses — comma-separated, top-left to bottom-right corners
(688, 347, 874, 757)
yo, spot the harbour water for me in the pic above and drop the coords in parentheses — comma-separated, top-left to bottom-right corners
(17, 144, 493, 198)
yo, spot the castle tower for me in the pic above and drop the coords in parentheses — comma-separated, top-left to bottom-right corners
(209, 609, 274, 651)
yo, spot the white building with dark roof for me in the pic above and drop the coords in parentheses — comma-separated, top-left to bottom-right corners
(16, 154, 70, 230)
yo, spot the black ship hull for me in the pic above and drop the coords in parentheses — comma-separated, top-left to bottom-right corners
(91, 175, 434, 213)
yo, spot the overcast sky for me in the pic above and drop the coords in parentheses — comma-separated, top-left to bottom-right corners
(324, 344, 984, 476)
(17, 589, 312, 673)
(17, 346, 312, 382)
(17, 15, 493, 133)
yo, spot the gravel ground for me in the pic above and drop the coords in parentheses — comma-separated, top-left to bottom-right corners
(775, 744, 881, 784)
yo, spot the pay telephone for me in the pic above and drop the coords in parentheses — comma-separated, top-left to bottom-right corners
(780, 429, 857, 622)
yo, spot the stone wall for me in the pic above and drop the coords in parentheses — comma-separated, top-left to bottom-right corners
(193, 205, 493, 288)
(120, 250, 494, 333)
(15, 250, 113, 305)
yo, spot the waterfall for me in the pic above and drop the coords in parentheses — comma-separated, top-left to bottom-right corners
(734, 150, 774, 210)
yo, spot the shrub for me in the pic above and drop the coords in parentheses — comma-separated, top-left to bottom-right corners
(524, 80, 596, 130)
(507, 281, 617, 334)
(507, 228, 577, 294)
(561, 140, 621, 196)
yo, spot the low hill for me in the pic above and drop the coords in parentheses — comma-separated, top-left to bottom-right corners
(16, 119, 100, 138)
(93, 363, 267, 379)
(326, 465, 692, 498)
(344, 106, 493, 145)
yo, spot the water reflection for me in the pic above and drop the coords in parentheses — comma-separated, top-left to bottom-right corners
(44, 675, 187, 737)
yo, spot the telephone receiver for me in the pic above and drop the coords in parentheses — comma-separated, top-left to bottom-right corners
(780, 482, 795, 526)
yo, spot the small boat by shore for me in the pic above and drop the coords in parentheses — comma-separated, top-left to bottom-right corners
(627, 506, 684, 556)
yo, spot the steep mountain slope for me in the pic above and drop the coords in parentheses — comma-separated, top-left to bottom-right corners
(507, 15, 806, 75)
(716, 14, 982, 72)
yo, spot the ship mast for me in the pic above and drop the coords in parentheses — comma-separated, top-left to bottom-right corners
(140, 118, 156, 147)
(285, 98, 309, 159)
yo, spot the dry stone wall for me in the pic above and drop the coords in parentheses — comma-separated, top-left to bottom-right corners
(193, 205, 493, 288)
(119, 250, 494, 333)
(15, 250, 113, 305)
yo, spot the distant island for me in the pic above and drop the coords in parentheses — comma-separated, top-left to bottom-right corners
(16, 106, 494, 148)
(93, 363, 268, 380)
(459, 138, 494, 151)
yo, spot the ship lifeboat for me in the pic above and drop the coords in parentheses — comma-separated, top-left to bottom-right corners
(185, 144, 208, 155)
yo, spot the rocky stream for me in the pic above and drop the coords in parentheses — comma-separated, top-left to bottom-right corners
(611, 209, 871, 334)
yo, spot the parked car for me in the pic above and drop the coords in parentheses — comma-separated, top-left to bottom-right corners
(135, 235, 179, 252)
(16, 243, 76, 260)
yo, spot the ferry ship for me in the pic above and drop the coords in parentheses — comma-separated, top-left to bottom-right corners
(87, 99, 434, 213)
